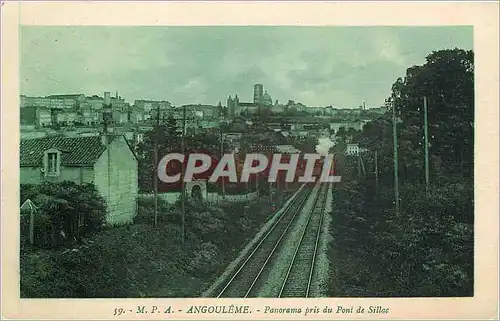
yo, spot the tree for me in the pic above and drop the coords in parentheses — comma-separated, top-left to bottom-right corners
(136, 124, 173, 192)
(165, 115, 178, 138)
(328, 48, 474, 298)
(336, 127, 347, 143)
(20, 181, 107, 247)
(391, 48, 474, 178)
(355, 48, 474, 186)
(346, 127, 362, 143)
(136, 121, 229, 193)
(294, 136, 318, 153)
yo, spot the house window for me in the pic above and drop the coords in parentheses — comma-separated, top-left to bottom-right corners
(46, 152, 60, 176)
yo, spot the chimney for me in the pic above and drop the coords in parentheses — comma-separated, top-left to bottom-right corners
(100, 131, 108, 146)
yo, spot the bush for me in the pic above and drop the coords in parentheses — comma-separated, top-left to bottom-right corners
(136, 197, 177, 225)
(21, 182, 293, 298)
(330, 169, 474, 297)
(21, 223, 202, 298)
(187, 242, 221, 277)
(20, 181, 107, 248)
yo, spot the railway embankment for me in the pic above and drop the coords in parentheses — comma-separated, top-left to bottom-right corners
(201, 184, 306, 298)
(203, 181, 333, 298)
(256, 183, 322, 297)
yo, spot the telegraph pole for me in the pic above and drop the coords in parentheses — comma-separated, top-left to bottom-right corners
(181, 105, 186, 244)
(374, 150, 379, 192)
(423, 96, 430, 195)
(392, 99, 400, 215)
(220, 128, 226, 197)
(154, 104, 160, 228)
(357, 157, 361, 178)
(269, 181, 273, 212)
(359, 155, 366, 177)
(244, 157, 249, 193)
(29, 208, 35, 245)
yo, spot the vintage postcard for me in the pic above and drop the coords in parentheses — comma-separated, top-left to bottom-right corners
(1, 1, 499, 320)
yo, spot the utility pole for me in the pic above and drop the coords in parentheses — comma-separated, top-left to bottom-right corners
(245, 161, 249, 193)
(423, 96, 430, 196)
(359, 155, 366, 177)
(29, 207, 35, 245)
(269, 181, 273, 212)
(374, 150, 379, 192)
(181, 105, 186, 244)
(220, 128, 225, 197)
(392, 99, 400, 215)
(154, 104, 160, 228)
(356, 157, 361, 178)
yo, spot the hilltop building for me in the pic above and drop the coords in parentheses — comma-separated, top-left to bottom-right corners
(253, 84, 263, 104)
(227, 83, 274, 116)
(20, 92, 139, 225)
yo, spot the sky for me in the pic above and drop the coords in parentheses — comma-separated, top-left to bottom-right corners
(20, 26, 472, 108)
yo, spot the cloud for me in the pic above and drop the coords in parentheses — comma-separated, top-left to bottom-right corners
(20, 26, 473, 108)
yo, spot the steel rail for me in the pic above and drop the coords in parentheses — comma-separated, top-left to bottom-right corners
(216, 182, 314, 297)
(278, 182, 329, 298)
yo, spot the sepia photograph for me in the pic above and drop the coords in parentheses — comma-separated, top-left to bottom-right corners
(1, 1, 498, 320)
(18, 25, 474, 299)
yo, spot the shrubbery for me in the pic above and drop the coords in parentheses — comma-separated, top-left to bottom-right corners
(329, 48, 474, 297)
(21, 185, 284, 297)
(21, 224, 199, 298)
(20, 181, 107, 249)
(330, 174, 473, 297)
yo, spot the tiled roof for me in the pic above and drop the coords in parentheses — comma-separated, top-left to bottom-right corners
(20, 136, 112, 166)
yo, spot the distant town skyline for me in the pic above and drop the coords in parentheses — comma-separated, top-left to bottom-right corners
(20, 26, 472, 108)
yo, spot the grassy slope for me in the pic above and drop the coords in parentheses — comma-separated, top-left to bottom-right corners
(20, 189, 298, 298)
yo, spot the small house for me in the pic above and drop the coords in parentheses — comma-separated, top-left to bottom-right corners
(20, 134, 138, 225)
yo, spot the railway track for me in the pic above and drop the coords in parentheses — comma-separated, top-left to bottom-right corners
(216, 183, 315, 298)
(216, 181, 329, 298)
(278, 183, 329, 298)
